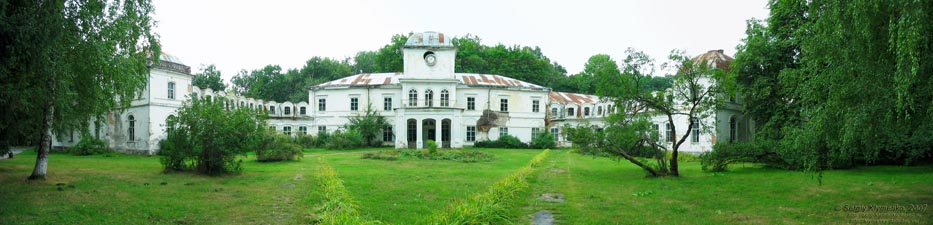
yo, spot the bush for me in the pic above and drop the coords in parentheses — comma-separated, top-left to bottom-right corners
(325, 130, 364, 150)
(293, 134, 316, 148)
(473, 134, 528, 149)
(257, 133, 303, 162)
(363, 149, 494, 163)
(70, 136, 109, 155)
(529, 131, 556, 149)
(700, 141, 781, 172)
(159, 98, 266, 175)
(426, 140, 438, 154)
(345, 105, 390, 147)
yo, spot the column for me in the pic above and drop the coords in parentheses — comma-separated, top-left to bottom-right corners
(435, 118, 442, 148)
(415, 118, 423, 149)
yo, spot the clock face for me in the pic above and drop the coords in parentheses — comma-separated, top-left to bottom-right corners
(425, 53, 437, 66)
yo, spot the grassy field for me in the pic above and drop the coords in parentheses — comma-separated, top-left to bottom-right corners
(1, 148, 930, 224)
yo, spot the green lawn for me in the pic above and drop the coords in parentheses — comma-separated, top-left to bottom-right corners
(508, 150, 933, 224)
(1, 148, 930, 224)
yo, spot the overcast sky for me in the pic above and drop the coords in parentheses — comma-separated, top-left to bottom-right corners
(152, 0, 770, 82)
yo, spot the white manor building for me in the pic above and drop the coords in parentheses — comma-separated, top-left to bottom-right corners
(52, 31, 752, 154)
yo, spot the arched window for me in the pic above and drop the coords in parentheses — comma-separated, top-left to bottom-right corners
(440, 89, 449, 107)
(166, 115, 176, 133)
(424, 89, 433, 107)
(167, 82, 175, 99)
(408, 89, 418, 107)
(128, 115, 136, 141)
(567, 108, 575, 117)
(729, 116, 737, 143)
(584, 107, 590, 116)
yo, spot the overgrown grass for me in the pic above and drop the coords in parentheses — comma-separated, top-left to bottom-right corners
(0, 150, 313, 224)
(2, 148, 929, 224)
(310, 158, 380, 224)
(507, 150, 933, 224)
(317, 148, 543, 224)
(426, 149, 550, 224)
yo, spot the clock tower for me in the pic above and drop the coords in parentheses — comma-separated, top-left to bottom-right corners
(402, 31, 456, 79)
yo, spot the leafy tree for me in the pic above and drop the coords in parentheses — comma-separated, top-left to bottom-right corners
(732, 0, 933, 170)
(0, 0, 160, 180)
(160, 98, 267, 175)
(374, 33, 409, 73)
(345, 104, 389, 147)
(192, 64, 226, 91)
(352, 51, 378, 74)
(589, 49, 727, 177)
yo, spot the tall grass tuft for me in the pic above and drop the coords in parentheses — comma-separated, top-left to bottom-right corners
(311, 158, 382, 225)
(425, 149, 551, 224)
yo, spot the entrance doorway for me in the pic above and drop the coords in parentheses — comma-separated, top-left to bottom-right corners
(407, 119, 417, 148)
(422, 119, 436, 144)
(441, 119, 451, 148)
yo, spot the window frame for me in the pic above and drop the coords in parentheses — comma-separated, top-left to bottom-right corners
(466, 97, 476, 110)
(408, 89, 418, 107)
(350, 97, 359, 111)
(499, 127, 509, 137)
(532, 99, 540, 113)
(424, 89, 433, 107)
(466, 126, 476, 142)
(384, 97, 393, 111)
(128, 115, 136, 142)
(440, 90, 450, 107)
(318, 98, 327, 112)
(167, 82, 175, 100)
(499, 98, 508, 112)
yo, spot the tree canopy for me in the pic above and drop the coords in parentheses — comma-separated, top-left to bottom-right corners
(192, 64, 227, 91)
(0, 0, 160, 179)
(730, 0, 933, 170)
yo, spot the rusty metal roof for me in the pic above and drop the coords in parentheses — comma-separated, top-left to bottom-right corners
(549, 91, 601, 105)
(693, 49, 733, 71)
(404, 31, 454, 49)
(313, 72, 546, 90)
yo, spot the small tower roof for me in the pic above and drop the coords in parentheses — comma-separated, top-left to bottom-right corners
(404, 31, 454, 49)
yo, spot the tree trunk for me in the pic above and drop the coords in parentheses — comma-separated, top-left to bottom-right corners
(614, 147, 663, 177)
(28, 102, 54, 180)
(29, 68, 55, 180)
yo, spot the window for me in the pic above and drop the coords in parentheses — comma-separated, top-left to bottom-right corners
(300, 107, 307, 115)
(467, 97, 475, 110)
(691, 118, 700, 143)
(408, 89, 417, 107)
(551, 127, 559, 140)
(383, 125, 393, 142)
(285, 106, 291, 115)
(424, 89, 433, 107)
(299, 126, 307, 135)
(167, 82, 175, 99)
(384, 97, 392, 111)
(500, 99, 508, 112)
(567, 108, 575, 117)
(270, 126, 275, 131)
(532, 128, 541, 137)
(597, 106, 603, 116)
(248, 103, 252, 108)
(499, 127, 509, 137)
(440, 90, 449, 107)
(318, 98, 326, 112)
(318, 126, 326, 134)
(128, 115, 135, 141)
(269, 106, 275, 114)
(69, 129, 75, 143)
(532, 100, 540, 113)
(729, 116, 737, 143)
(551, 107, 558, 116)
(283, 126, 292, 136)
(584, 107, 590, 116)
(466, 126, 476, 142)
(350, 97, 359, 111)
(666, 123, 674, 142)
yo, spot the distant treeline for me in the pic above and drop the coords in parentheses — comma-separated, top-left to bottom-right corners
(211, 33, 672, 103)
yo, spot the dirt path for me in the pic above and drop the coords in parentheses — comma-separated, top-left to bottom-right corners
(527, 150, 577, 225)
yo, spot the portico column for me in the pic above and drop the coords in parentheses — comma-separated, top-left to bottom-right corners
(415, 118, 422, 149)
(435, 118, 442, 148)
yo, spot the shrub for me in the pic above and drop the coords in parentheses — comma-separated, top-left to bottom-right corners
(70, 135, 109, 155)
(159, 98, 266, 175)
(701, 141, 781, 172)
(364, 149, 494, 163)
(293, 134, 316, 148)
(345, 105, 390, 147)
(257, 133, 303, 162)
(473, 134, 528, 149)
(426, 140, 438, 154)
(529, 131, 556, 149)
(325, 130, 364, 150)
(314, 131, 331, 147)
